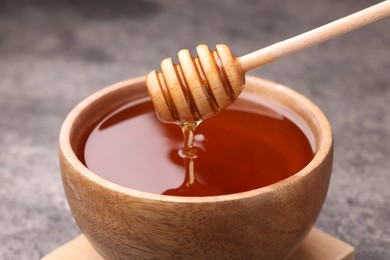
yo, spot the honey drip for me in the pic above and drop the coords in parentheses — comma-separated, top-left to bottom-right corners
(163, 121, 222, 196)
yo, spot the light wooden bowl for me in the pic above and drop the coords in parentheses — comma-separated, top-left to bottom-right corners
(59, 75, 333, 260)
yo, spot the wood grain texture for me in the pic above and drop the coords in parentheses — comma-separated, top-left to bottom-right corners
(59, 76, 333, 259)
(42, 228, 354, 260)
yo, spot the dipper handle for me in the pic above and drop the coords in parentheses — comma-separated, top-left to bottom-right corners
(147, 0, 390, 123)
(239, 0, 390, 72)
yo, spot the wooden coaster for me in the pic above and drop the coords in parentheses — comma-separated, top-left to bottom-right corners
(42, 228, 354, 260)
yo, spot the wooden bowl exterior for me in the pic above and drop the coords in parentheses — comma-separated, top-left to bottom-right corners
(59, 76, 333, 260)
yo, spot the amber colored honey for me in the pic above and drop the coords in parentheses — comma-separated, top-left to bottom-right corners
(82, 95, 314, 196)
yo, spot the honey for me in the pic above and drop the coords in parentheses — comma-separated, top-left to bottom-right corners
(82, 94, 314, 196)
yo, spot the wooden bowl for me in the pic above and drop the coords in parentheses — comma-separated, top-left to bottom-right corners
(59, 75, 333, 259)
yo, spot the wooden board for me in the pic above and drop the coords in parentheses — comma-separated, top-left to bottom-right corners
(290, 228, 355, 260)
(42, 228, 354, 260)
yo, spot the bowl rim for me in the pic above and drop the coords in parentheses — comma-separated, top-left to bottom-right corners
(59, 75, 333, 204)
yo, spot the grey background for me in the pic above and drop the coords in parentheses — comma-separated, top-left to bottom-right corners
(0, 0, 389, 259)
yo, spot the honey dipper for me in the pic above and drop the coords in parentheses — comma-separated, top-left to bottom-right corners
(147, 0, 390, 123)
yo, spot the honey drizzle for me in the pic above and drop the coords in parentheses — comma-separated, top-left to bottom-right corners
(179, 121, 200, 187)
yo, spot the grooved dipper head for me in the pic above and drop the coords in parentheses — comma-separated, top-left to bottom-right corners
(146, 44, 245, 123)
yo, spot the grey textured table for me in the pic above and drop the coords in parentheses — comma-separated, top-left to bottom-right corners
(0, 0, 389, 259)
